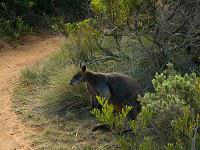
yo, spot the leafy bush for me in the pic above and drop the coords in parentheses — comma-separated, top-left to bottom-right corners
(0, 17, 32, 40)
(90, 0, 155, 28)
(152, 66, 200, 111)
(63, 19, 101, 61)
(136, 70, 200, 148)
(91, 96, 132, 132)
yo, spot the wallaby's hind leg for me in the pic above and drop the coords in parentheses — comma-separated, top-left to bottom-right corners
(91, 98, 102, 110)
(126, 100, 141, 120)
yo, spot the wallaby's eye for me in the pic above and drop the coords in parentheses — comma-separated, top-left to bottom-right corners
(74, 75, 78, 78)
(73, 73, 82, 79)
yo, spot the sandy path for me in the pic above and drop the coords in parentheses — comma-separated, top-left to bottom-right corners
(0, 35, 65, 150)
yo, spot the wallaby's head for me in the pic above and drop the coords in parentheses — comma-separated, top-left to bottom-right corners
(69, 65, 87, 85)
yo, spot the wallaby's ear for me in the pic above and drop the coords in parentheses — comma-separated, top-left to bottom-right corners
(81, 65, 86, 73)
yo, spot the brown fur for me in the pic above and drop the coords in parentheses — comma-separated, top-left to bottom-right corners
(69, 65, 144, 120)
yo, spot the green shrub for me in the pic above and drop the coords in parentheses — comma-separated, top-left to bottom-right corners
(61, 19, 101, 61)
(152, 65, 200, 111)
(0, 17, 32, 40)
(91, 96, 132, 132)
(133, 69, 200, 149)
(90, 0, 153, 28)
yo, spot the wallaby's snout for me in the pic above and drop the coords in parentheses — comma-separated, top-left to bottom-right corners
(69, 78, 81, 85)
(69, 65, 87, 86)
(69, 77, 81, 86)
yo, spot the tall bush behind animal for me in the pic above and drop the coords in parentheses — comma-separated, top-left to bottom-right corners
(88, 0, 200, 86)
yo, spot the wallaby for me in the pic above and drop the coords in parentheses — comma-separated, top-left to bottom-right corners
(69, 65, 143, 121)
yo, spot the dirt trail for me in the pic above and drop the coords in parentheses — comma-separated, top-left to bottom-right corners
(0, 35, 65, 150)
